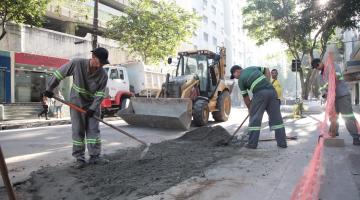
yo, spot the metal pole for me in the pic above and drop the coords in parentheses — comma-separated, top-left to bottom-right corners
(295, 61, 298, 100)
(0, 146, 16, 200)
(92, 0, 99, 49)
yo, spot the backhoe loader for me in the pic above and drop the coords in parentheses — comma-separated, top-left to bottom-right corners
(117, 47, 232, 130)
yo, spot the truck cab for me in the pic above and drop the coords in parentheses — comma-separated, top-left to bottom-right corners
(101, 65, 133, 117)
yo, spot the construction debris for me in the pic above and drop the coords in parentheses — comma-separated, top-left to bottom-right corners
(4, 126, 239, 200)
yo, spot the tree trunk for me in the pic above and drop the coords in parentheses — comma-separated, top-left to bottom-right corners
(0, 23, 6, 41)
(92, 0, 99, 49)
(302, 69, 317, 100)
(299, 68, 306, 99)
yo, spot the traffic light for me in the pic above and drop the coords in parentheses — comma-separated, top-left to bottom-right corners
(291, 59, 301, 72)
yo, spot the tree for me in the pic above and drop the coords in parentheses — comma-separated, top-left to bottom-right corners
(243, 0, 360, 99)
(243, 0, 311, 99)
(0, 0, 49, 41)
(106, 0, 199, 64)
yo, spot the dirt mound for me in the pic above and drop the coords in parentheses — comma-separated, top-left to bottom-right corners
(6, 126, 238, 200)
(178, 125, 232, 145)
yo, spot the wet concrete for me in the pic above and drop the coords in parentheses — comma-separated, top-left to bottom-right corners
(2, 126, 240, 200)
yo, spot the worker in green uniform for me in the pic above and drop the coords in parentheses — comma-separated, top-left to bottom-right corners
(44, 47, 109, 168)
(230, 65, 287, 149)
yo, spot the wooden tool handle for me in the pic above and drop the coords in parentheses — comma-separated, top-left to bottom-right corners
(52, 96, 147, 146)
(0, 146, 16, 200)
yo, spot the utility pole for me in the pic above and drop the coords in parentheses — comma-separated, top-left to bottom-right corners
(92, 0, 99, 49)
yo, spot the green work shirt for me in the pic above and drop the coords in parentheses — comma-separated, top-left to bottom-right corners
(238, 67, 272, 97)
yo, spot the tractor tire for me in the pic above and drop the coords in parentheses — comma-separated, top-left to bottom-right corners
(121, 98, 130, 110)
(212, 91, 231, 122)
(193, 99, 209, 126)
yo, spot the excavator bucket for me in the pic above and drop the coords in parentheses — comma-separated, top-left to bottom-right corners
(117, 97, 192, 130)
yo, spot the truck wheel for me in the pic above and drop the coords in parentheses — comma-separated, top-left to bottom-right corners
(212, 91, 231, 122)
(193, 99, 209, 126)
(121, 98, 130, 110)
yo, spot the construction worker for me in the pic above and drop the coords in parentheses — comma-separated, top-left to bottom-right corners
(43, 47, 110, 168)
(230, 65, 271, 79)
(311, 58, 360, 145)
(271, 69, 282, 104)
(230, 66, 287, 149)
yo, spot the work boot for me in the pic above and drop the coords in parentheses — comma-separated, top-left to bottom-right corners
(89, 156, 109, 165)
(245, 143, 257, 149)
(277, 144, 288, 148)
(353, 138, 360, 146)
(72, 159, 86, 169)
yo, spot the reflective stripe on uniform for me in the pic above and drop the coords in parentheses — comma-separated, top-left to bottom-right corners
(94, 91, 105, 97)
(73, 140, 85, 146)
(86, 138, 101, 144)
(271, 124, 284, 130)
(261, 67, 265, 74)
(241, 90, 248, 95)
(319, 83, 328, 92)
(54, 70, 65, 81)
(72, 84, 94, 97)
(336, 72, 344, 80)
(342, 113, 355, 118)
(72, 84, 105, 98)
(250, 75, 266, 93)
(248, 126, 261, 131)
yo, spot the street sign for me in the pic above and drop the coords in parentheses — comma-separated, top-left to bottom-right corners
(291, 59, 301, 72)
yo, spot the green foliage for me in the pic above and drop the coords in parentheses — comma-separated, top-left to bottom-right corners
(106, 0, 199, 64)
(0, 0, 49, 40)
(243, 0, 360, 99)
(242, 0, 311, 59)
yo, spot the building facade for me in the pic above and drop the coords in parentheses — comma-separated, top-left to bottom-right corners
(174, 0, 246, 76)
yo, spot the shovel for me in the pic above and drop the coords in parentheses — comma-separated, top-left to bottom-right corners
(52, 95, 150, 158)
(221, 114, 250, 146)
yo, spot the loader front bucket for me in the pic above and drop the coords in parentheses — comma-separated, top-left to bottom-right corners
(117, 97, 192, 130)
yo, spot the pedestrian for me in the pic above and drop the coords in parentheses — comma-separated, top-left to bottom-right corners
(271, 69, 282, 104)
(43, 47, 110, 168)
(230, 66, 287, 149)
(311, 58, 360, 145)
(38, 95, 50, 120)
(54, 91, 64, 118)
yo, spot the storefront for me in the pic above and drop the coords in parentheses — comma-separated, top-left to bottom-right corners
(344, 43, 360, 105)
(0, 51, 11, 103)
(14, 53, 69, 102)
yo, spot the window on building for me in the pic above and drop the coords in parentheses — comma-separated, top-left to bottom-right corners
(211, 6, 216, 15)
(203, 15, 208, 24)
(213, 37, 217, 46)
(194, 45, 198, 50)
(212, 21, 216, 30)
(203, 0, 207, 7)
(203, 32, 209, 42)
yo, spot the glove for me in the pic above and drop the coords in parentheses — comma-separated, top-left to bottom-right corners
(86, 109, 95, 118)
(43, 90, 54, 98)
